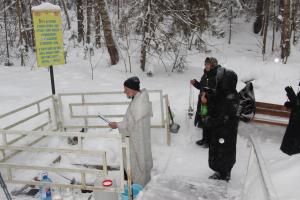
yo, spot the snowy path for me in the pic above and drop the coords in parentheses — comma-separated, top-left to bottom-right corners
(139, 176, 233, 200)
(137, 122, 254, 200)
(137, 122, 286, 200)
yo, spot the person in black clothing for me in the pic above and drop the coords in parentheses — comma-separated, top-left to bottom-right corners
(193, 57, 239, 181)
(207, 63, 239, 182)
(190, 57, 218, 148)
(280, 83, 300, 155)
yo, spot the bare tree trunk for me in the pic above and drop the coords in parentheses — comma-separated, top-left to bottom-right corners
(272, 0, 276, 52)
(281, 0, 290, 63)
(97, 0, 119, 65)
(290, 0, 299, 45)
(293, 0, 300, 44)
(124, 22, 131, 72)
(86, 0, 92, 44)
(3, 0, 13, 66)
(61, 0, 71, 30)
(140, 0, 151, 72)
(277, 0, 284, 31)
(254, 0, 264, 34)
(117, 0, 120, 19)
(260, 0, 267, 36)
(94, 1, 101, 48)
(29, 0, 35, 49)
(77, 0, 84, 43)
(262, 0, 270, 58)
(228, 5, 232, 44)
(16, 0, 25, 66)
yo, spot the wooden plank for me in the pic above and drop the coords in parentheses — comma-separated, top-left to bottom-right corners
(256, 102, 290, 112)
(256, 107, 290, 118)
(252, 118, 288, 127)
(253, 101, 289, 127)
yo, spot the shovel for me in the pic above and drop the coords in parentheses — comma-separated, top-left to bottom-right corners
(168, 106, 180, 133)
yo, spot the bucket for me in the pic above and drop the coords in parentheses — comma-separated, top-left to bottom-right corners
(121, 184, 143, 200)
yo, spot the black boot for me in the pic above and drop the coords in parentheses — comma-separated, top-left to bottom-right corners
(208, 172, 221, 180)
(220, 172, 231, 182)
(196, 139, 208, 148)
(209, 172, 230, 182)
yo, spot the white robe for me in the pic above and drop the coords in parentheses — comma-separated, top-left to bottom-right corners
(117, 89, 153, 186)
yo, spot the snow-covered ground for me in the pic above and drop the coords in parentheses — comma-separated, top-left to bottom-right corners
(1, 16, 300, 200)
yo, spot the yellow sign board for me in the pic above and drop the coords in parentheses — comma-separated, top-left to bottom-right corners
(32, 10, 65, 67)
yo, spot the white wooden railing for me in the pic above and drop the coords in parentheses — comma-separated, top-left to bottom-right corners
(0, 95, 58, 161)
(0, 129, 130, 193)
(58, 90, 171, 145)
(242, 136, 279, 200)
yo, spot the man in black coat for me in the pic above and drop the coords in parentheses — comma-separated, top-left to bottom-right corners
(208, 65, 239, 182)
(280, 83, 300, 155)
(190, 57, 218, 148)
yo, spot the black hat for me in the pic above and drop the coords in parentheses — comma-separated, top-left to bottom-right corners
(124, 76, 140, 91)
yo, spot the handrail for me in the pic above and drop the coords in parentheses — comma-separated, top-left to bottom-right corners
(242, 136, 279, 200)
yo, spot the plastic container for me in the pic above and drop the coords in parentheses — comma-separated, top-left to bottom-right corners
(39, 173, 52, 200)
(200, 104, 208, 116)
(93, 178, 118, 200)
(121, 184, 143, 200)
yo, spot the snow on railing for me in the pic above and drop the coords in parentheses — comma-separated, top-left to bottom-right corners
(0, 129, 129, 194)
(242, 136, 279, 200)
(57, 90, 171, 145)
(0, 95, 58, 161)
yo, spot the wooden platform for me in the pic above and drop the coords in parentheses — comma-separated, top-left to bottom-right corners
(252, 102, 290, 127)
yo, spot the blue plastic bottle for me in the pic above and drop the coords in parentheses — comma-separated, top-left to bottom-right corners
(39, 173, 52, 200)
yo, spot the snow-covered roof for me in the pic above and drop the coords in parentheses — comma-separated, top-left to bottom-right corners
(32, 2, 61, 12)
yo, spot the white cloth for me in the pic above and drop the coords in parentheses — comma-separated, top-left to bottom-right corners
(117, 89, 153, 186)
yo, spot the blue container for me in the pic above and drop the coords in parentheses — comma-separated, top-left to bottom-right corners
(121, 184, 143, 200)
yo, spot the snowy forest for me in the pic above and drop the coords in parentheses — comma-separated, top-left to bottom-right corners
(0, 0, 299, 70)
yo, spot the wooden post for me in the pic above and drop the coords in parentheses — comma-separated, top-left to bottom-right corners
(49, 66, 56, 95)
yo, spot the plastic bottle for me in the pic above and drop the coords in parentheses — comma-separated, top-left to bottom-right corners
(39, 173, 52, 200)
(200, 103, 208, 116)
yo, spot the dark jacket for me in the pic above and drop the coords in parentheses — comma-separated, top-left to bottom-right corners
(193, 66, 219, 128)
(207, 66, 239, 173)
(280, 91, 300, 155)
